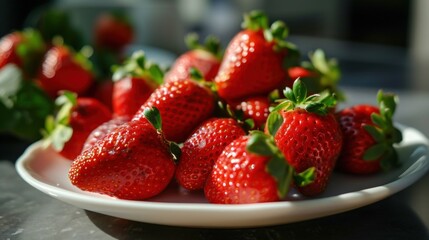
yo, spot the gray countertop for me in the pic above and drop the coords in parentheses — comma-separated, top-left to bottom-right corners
(1, 87, 429, 240)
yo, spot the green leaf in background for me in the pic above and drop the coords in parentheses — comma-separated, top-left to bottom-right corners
(0, 66, 54, 141)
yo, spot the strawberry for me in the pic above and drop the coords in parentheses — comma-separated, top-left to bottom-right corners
(229, 96, 271, 129)
(38, 44, 94, 97)
(69, 107, 179, 200)
(268, 79, 342, 196)
(214, 11, 298, 101)
(204, 132, 313, 204)
(94, 12, 134, 51)
(133, 78, 215, 143)
(336, 91, 402, 174)
(43, 91, 111, 160)
(92, 79, 114, 111)
(112, 51, 163, 117)
(175, 118, 245, 190)
(164, 33, 221, 83)
(0, 29, 46, 77)
(82, 115, 129, 152)
(287, 49, 344, 101)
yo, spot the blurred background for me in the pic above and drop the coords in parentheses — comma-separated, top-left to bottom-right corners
(1, 0, 427, 91)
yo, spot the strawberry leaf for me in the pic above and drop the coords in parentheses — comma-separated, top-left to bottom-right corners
(246, 131, 275, 156)
(242, 11, 268, 30)
(267, 155, 293, 198)
(267, 111, 283, 136)
(169, 142, 182, 164)
(148, 64, 164, 85)
(143, 107, 162, 131)
(363, 125, 384, 142)
(293, 78, 307, 103)
(363, 143, 387, 161)
(371, 113, 387, 128)
(50, 124, 73, 151)
(380, 147, 400, 170)
(293, 167, 315, 187)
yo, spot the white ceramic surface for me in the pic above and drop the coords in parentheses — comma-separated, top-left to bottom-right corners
(15, 125, 429, 228)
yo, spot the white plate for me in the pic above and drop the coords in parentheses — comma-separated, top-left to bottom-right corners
(16, 125, 429, 228)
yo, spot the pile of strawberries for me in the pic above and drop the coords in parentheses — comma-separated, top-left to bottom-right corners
(5, 11, 403, 204)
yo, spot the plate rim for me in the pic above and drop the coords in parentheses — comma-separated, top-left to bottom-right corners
(15, 124, 429, 227)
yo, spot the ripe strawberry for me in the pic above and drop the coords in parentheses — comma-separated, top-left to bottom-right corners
(229, 96, 271, 129)
(38, 45, 94, 97)
(92, 79, 114, 111)
(175, 118, 245, 190)
(0, 29, 46, 77)
(69, 107, 178, 200)
(336, 91, 402, 174)
(82, 115, 129, 152)
(133, 78, 215, 143)
(43, 91, 111, 160)
(214, 11, 298, 101)
(268, 79, 342, 196)
(165, 34, 221, 83)
(94, 12, 134, 51)
(287, 49, 344, 100)
(204, 132, 313, 204)
(112, 51, 163, 117)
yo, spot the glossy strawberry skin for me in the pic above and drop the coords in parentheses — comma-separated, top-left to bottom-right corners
(38, 46, 93, 97)
(215, 29, 287, 101)
(94, 13, 133, 51)
(336, 105, 381, 174)
(164, 49, 220, 83)
(274, 109, 342, 196)
(0, 32, 23, 68)
(133, 79, 215, 143)
(175, 118, 245, 190)
(230, 96, 270, 129)
(60, 98, 111, 160)
(69, 119, 175, 200)
(113, 77, 155, 117)
(82, 116, 129, 152)
(204, 135, 279, 204)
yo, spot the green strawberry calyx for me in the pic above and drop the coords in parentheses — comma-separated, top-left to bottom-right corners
(142, 107, 181, 163)
(242, 10, 298, 56)
(42, 91, 76, 151)
(362, 90, 403, 170)
(215, 100, 255, 131)
(112, 50, 164, 87)
(246, 131, 314, 198)
(15, 28, 46, 77)
(271, 78, 337, 117)
(300, 49, 345, 101)
(185, 33, 223, 59)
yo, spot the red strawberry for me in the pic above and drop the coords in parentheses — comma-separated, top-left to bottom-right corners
(92, 80, 114, 111)
(336, 91, 402, 174)
(38, 45, 94, 97)
(287, 49, 344, 100)
(82, 116, 129, 152)
(94, 12, 133, 51)
(165, 34, 221, 83)
(175, 118, 245, 190)
(133, 78, 215, 143)
(229, 96, 271, 129)
(0, 29, 46, 77)
(69, 107, 178, 200)
(43, 92, 111, 160)
(214, 11, 298, 101)
(268, 79, 342, 196)
(112, 51, 163, 117)
(204, 132, 305, 204)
